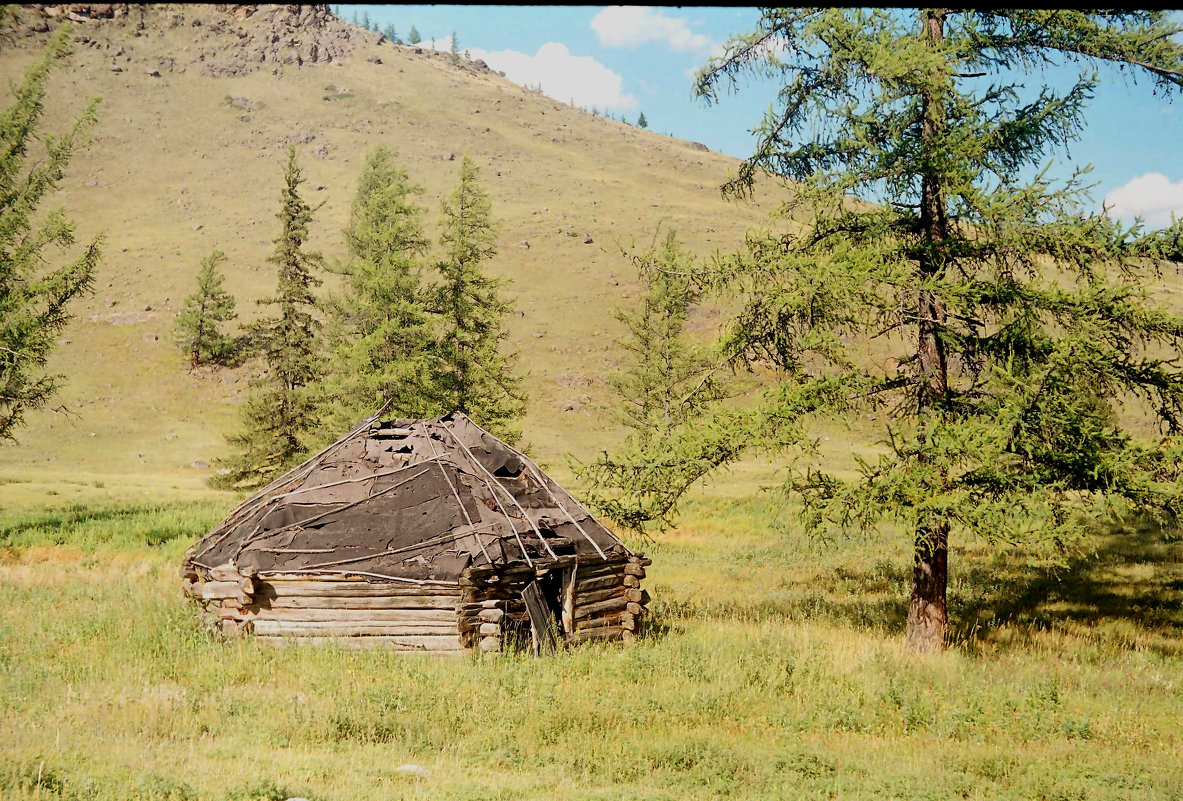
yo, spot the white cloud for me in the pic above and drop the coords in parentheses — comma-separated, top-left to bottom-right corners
(1104, 173, 1183, 228)
(470, 42, 638, 111)
(423, 34, 455, 53)
(591, 6, 722, 58)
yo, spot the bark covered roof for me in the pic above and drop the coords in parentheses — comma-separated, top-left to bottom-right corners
(188, 412, 628, 583)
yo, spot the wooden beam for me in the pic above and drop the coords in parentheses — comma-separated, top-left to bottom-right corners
(251, 620, 460, 637)
(257, 581, 460, 598)
(248, 608, 457, 623)
(255, 635, 465, 651)
(262, 595, 460, 610)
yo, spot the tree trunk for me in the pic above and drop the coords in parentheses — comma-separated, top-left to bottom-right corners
(908, 8, 951, 652)
(906, 521, 948, 651)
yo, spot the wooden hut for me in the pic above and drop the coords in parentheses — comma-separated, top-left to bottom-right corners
(180, 412, 650, 654)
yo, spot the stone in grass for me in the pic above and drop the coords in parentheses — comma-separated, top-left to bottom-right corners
(396, 765, 431, 779)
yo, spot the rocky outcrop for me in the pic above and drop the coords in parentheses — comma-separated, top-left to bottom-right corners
(29, 4, 131, 21)
(201, 5, 359, 77)
(23, 4, 365, 78)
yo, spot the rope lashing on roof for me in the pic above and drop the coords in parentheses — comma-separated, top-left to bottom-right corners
(191, 411, 383, 563)
(225, 467, 431, 564)
(273, 528, 489, 570)
(272, 454, 443, 501)
(201, 407, 388, 556)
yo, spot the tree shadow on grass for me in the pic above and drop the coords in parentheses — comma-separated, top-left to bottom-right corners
(949, 520, 1183, 657)
(647, 521, 1183, 657)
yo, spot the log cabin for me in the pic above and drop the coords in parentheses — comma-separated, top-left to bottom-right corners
(180, 412, 650, 654)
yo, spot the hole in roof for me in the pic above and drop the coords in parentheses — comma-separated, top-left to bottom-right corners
(494, 457, 523, 478)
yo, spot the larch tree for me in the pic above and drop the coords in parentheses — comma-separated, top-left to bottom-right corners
(431, 154, 525, 441)
(319, 145, 435, 433)
(0, 25, 101, 442)
(217, 146, 324, 488)
(682, 9, 1183, 651)
(408, 26, 421, 45)
(577, 230, 732, 535)
(174, 249, 238, 369)
(636, 111, 648, 129)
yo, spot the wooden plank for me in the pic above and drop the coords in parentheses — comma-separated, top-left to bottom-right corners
(255, 635, 465, 652)
(561, 565, 577, 638)
(198, 581, 251, 604)
(258, 581, 460, 598)
(248, 607, 457, 623)
(478, 608, 504, 623)
(251, 620, 459, 637)
(208, 563, 241, 582)
(521, 580, 558, 656)
(262, 595, 460, 610)
(576, 585, 641, 605)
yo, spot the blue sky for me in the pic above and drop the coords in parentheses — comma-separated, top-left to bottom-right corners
(337, 5, 1183, 227)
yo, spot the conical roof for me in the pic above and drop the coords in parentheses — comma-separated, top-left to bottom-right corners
(189, 413, 629, 583)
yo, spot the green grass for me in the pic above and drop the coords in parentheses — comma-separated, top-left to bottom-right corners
(2, 491, 1180, 800)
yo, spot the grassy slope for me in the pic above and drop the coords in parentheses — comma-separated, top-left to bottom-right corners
(0, 4, 789, 484)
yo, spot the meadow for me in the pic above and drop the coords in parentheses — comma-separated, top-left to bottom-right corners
(2, 475, 1180, 801)
(2, 7, 1183, 800)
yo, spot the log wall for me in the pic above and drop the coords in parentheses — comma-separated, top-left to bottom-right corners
(182, 564, 463, 652)
(182, 552, 653, 654)
(457, 563, 534, 654)
(567, 554, 651, 645)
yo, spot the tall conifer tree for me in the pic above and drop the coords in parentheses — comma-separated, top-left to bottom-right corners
(577, 231, 730, 534)
(431, 155, 525, 440)
(217, 146, 323, 488)
(678, 9, 1183, 651)
(0, 26, 101, 442)
(319, 146, 435, 431)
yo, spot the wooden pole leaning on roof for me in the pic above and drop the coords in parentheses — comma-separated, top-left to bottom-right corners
(435, 420, 533, 564)
(418, 422, 494, 565)
(439, 421, 555, 563)
(460, 416, 611, 560)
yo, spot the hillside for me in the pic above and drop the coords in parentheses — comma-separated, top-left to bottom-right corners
(0, 4, 791, 487)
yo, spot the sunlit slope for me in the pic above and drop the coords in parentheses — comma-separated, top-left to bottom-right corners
(0, 5, 788, 479)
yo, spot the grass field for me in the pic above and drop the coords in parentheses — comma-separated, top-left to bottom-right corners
(2, 483, 1180, 801)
